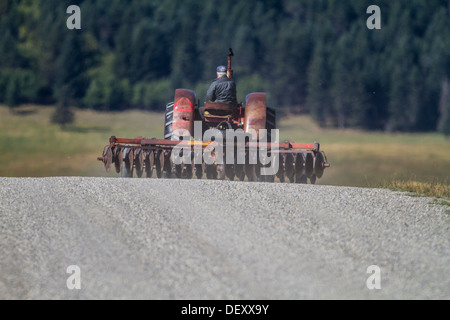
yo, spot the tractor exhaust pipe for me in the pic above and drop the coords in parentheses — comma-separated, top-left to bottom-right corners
(227, 48, 234, 79)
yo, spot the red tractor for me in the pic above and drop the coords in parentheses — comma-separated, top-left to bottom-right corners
(98, 49, 329, 183)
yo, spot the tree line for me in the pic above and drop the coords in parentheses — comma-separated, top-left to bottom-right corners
(0, 0, 449, 133)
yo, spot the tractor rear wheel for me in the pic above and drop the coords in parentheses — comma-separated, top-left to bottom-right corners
(164, 102, 174, 140)
(266, 107, 276, 142)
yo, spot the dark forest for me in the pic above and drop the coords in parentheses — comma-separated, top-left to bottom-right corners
(0, 0, 449, 133)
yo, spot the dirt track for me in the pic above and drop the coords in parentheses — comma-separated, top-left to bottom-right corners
(0, 177, 448, 299)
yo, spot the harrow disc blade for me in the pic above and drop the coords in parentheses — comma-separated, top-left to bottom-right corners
(259, 152, 275, 183)
(263, 171, 275, 183)
(195, 164, 204, 179)
(226, 164, 235, 181)
(194, 152, 204, 179)
(114, 147, 123, 174)
(155, 150, 165, 178)
(305, 153, 314, 178)
(121, 148, 134, 178)
(145, 150, 154, 178)
(182, 152, 194, 179)
(255, 162, 261, 181)
(219, 163, 226, 180)
(183, 152, 195, 179)
(295, 153, 306, 184)
(284, 153, 295, 183)
(245, 164, 257, 182)
(219, 152, 235, 181)
(276, 153, 285, 183)
(245, 151, 258, 182)
(206, 164, 218, 179)
(174, 164, 182, 178)
(235, 163, 245, 181)
(134, 149, 144, 178)
(314, 152, 325, 179)
(102, 146, 113, 172)
(162, 151, 171, 178)
(184, 163, 193, 179)
(218, 162, 235, 181)
(169, 151, 182, 178)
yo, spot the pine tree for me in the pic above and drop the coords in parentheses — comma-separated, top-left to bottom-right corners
(51, 31, 88, 127)
(438, 78, 450, 136)
(420, 7, 450, 131)
(5, 76, 20, 109)
(51, 86, 74, 129)
(307, 41, 332, 127)
(0, 0, 448, 132)
(55, 32, 84, 101)
(271, 19, 311, 109)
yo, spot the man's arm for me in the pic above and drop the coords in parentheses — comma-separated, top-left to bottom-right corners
(205, 82, 216, 102)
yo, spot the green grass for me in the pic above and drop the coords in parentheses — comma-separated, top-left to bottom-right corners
(1, 105, 449, 190)
(430, 199, 450, 207)
(278, 113, 450, 187)
(0, 104, 163, 178)
(384, 180, 450, 200)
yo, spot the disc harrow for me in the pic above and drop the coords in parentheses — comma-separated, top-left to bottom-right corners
(98, 137, 330, 184)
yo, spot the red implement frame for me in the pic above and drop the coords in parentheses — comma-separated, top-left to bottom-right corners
(106, 136, 322, 154)
(97, 136, 330, 182)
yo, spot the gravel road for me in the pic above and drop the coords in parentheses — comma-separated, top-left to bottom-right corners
(0, 177, 448, 299)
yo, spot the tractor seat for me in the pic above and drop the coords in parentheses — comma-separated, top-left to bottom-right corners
(201, 101, 236, 118)
(203, 110, 232, 119)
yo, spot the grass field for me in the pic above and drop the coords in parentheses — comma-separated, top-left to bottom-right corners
(1, 104, 449, 194)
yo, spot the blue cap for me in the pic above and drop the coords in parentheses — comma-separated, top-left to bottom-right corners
(216, 65, 227, 74)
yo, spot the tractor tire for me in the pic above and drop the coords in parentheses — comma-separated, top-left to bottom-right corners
(266, 107, 276, 142)
(164, 102, 174, 140)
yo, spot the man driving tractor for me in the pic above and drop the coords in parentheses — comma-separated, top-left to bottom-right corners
(205, 65, 237, 106)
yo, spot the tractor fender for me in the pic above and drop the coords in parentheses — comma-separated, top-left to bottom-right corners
(244, 92, 267, 140)
(172, 89, 196, 138)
